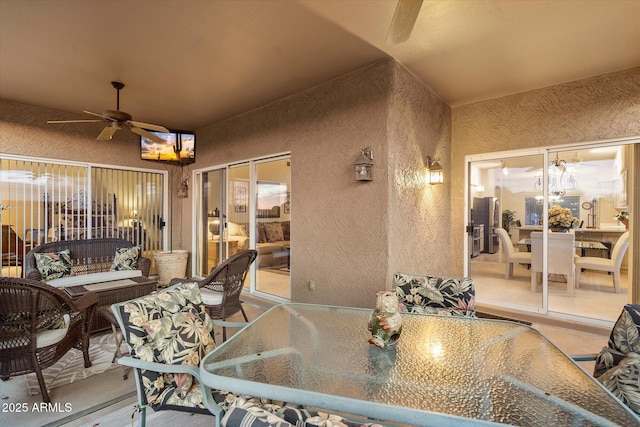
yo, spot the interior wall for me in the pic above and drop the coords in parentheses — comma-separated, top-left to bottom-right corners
(195, 61, 396, 308)
(451, 67, 640, 276)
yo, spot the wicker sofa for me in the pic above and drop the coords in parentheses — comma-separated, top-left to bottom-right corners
(23, 238, 153, 332)
(24, 238, 150, 281)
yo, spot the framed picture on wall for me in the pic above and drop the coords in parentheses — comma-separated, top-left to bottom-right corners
(616, 169, 628, 209)
(234, 180, 248, 212)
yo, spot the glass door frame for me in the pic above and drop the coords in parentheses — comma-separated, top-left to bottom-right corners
(464, 136, 638, 327)
(191, 152, 291, 302)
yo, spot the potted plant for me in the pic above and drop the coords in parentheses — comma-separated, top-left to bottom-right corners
(502, 210, 517, 235)
(614, 211, 629, 229)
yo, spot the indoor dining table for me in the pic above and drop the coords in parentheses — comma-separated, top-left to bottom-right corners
(518, 237, 608, 256)
(200, 303, 640, 426)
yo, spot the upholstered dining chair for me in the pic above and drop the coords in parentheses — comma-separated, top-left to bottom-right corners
(393, 271, 476, 316)
(575, 231, 629, 293)
(495, 228, 532, 279)
(530, 231, 576, 296)
(0, 277, 98, 403)
(170, 249, 257, 342)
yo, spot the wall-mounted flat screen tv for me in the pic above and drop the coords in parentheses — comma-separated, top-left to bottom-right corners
(140, 131, 195, 165)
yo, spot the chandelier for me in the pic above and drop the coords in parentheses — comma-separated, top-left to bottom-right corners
(533, 153, 577, 197)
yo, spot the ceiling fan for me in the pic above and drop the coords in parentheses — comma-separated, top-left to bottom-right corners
(47, 81, 169, 144)
(387, 0, 424, 44)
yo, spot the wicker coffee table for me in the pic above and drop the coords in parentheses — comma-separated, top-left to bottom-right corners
(65, 275, 157, 332)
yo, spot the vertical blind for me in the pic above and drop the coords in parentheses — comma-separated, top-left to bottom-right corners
(0, 157, 164, 278)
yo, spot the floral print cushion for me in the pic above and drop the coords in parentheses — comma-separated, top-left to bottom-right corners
(597, 354, 640, 415)
(110, 246, 140, 271)
(117, 281, 217, 410)
(263, 222, 284, 243)
(593, 304, 640, 415)
(223, 398, 386, 427)
(35, 250, 72, 280)
(594, 304, 640, 378)
(393, 272, 476, 317)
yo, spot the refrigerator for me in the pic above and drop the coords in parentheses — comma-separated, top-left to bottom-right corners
(473, 197, 500, 254)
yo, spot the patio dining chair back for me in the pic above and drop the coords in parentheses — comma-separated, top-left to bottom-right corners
(170, 250, 257, 342)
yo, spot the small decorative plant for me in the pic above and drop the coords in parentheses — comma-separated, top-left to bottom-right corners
(548, 205, 578, 229)
(502, 210, 517, 234)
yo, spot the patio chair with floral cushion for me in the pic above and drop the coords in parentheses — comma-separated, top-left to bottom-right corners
(0, 277, 98, 403)
(112, 281, 380, 427)
(591, 304, 640, 415)
(393, 272, 476, 317)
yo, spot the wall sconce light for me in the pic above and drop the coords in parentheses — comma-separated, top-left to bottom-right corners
(354, 147, 373, 181)
(427, 156, 444, 185)
(177, 177, 189, 198)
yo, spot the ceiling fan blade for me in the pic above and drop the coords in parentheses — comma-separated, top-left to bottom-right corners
(129, 120, 170, 133)
(47, 119, 104, 124)
(83, 110, 107, 119)
(129, 126, 166, 144)
(97, 125, 118, 141)
(387, 0, 423, 44)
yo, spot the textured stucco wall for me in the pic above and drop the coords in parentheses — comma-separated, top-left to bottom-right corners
(196, 61, 394, 308)
(386, 62, 452, 282)
(450, 67, 640, 275)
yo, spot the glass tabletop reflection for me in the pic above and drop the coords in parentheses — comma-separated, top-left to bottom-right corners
(200, 303, 639, 426)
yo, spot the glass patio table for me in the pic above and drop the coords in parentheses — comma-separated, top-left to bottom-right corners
(200, 303, 639, 426)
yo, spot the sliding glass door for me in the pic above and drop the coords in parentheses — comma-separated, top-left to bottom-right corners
(195, 154, 291, 301)
(1, 155, 166, 278)
(466, 141, 636, 325)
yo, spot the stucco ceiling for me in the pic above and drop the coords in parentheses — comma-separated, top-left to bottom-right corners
(1, 0, 639, 132)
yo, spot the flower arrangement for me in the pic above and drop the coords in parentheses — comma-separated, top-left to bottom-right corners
(548, 205, 578, 229)
(614, 211, 629, 221)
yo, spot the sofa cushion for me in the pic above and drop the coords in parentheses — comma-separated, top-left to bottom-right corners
(34, 250, 72, 280)
(46, 269, 142, 288)
(110, 246, 140, 271)
(257, 242, 285, 255)
(393, 272, 476, 317)
(263, 222, 284, 243)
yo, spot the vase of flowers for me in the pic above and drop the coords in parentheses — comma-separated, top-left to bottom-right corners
(614, 211, 629, 229)
(548, 205, 578, 232)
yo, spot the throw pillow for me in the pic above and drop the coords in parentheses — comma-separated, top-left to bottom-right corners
(110, 246, 140, 271)
(257, 224, 267, 243)
(264, 222, 284, 243)
(393, 272, 476, 317)
(34, 250, 72, 280)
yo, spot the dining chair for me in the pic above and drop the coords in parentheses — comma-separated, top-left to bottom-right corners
(393, 271, 476, 316)
(170, 249, 257, 342)
(495, 228, 532, 279)
(530, 231, 576, 296)
(574, 231, 629, 293)
(113, 281, 363, 427)
(0, 277, 98, 403)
